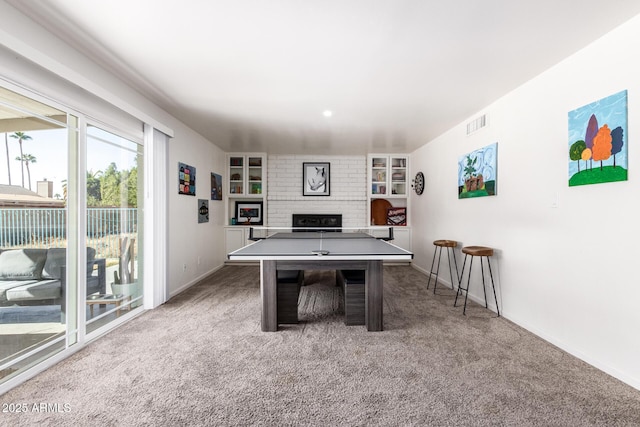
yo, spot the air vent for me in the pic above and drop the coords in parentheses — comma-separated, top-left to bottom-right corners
(466, 114, 488, 135)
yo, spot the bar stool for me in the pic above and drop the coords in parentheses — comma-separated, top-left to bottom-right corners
(427, 240, 459, 294)
(454, 246, 500, 316)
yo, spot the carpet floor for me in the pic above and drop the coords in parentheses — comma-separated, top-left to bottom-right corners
(2, 265, 640, 426)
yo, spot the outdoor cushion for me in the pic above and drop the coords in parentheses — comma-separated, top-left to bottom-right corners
(5, 279, 61, 301)
(0, 280, 40, 303)
(0, 249, 47, 280)
(41, 247, 97, 279)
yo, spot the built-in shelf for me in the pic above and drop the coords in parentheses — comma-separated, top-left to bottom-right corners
(367, 154, 410, 229)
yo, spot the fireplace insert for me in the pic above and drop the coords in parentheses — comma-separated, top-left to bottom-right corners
(292, 214, 342, 232)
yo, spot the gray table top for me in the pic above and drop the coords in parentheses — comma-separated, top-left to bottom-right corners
(228, 232, 413, 261)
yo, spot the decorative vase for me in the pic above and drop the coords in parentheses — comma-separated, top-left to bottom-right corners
(111, 281, 140, 308)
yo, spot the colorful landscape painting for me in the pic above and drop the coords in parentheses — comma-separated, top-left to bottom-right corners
(568, 90, 627, 186)
(458, 143, 497, 199)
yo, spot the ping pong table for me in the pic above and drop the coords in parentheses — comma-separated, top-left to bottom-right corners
(227, 228, 414, 332)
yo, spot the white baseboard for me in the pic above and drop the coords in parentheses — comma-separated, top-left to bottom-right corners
(169, 264, 225, 299)
(410, 264, 640, 391)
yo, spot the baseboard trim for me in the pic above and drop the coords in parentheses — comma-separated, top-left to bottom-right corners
(410, 264, 640, 391)
(169, 264, 225, 299)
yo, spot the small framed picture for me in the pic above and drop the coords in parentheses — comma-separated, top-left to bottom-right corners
(235, 201, 263, 225)
(198, 199, 209, 223)
(179, 162, 196, 196)
(211, 172, 222, 200)
(303, 162, 330, 196)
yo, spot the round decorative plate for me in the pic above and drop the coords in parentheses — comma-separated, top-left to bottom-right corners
(413, 172, 424, 195)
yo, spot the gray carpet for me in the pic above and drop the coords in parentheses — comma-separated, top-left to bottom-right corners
(3, 265, 640, 426)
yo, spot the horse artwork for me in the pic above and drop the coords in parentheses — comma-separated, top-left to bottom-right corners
(308, 167, 326, 191)
(303, 162, 331, 196)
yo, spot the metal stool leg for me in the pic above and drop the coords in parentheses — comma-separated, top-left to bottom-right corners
(426, 246, 437, 289)
(486, 257, 500, 317)
(480, 257, 489, 308)
(427, 245, 443, 291)
(461, 255, 474, 315)
(454, 254, 469, 308)
(432, 246, 444, 293)
(446, 247, 460, 292)
(455, 250, 464, 296)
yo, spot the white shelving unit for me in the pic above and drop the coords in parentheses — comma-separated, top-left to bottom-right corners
(367, 154, 411, 254)
(225, 153, 267, 262)
(369, 155, 408, 197)
(228, 154, 265, 197)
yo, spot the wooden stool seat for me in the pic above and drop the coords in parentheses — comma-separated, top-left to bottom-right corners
(433, 239, 457, 248)
(461, 246, 493, 257)
(455, 245, 500, 316)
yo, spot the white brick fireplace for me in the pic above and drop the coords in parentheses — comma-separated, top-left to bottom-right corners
(267, 155, 367, 227)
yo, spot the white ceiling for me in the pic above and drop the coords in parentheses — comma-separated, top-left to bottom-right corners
(9, 0, 640, 155)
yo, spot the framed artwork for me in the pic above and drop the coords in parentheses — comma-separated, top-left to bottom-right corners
(178, 162, 196, 196)
(235, 201, 263, 225)
(303, 162, 330, 196)
(211, 172, 222, 200)
(568, 90, 628, 186)
(198, 199, 209, 223)
(387, 207, 407, 226)
(458, 143, 497, 199)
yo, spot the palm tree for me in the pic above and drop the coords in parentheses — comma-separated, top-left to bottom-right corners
(3, 133, 10, 185)
(16, 154, 37, 190)
(10, 131, 32, 187)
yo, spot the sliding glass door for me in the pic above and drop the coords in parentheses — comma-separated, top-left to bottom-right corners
(0, 85, 145, 383)
(85, 125, 144, 334)
(0, 86, 72, 381)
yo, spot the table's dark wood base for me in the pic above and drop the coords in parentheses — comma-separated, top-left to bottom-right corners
(336, 270, 366, 325)
(276, 270, 303, 324)
(261, 259, 383, 332)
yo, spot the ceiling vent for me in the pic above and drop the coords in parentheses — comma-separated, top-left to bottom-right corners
(466, 114, 488, 135)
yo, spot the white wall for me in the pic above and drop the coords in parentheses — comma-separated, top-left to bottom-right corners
(267, 155, 367, 227)
(410, 14, 640, 389)
(167, 132, 227, 297)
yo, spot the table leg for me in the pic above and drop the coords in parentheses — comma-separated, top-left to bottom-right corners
(366, 260, 383, 331)
(261, 260, 278, 332)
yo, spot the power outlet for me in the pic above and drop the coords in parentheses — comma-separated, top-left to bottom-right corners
(197, 256, 201, 266)
(182, 263, 187, 272)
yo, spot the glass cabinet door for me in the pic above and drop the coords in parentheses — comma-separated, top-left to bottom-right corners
(371, 157, 387, 195)
(229, 157, 244, 195)
(390, 157, 407, 195)
(247, 157, 262, 195)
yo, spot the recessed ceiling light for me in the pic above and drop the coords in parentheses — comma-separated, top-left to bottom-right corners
(323, 110, 333, 117)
